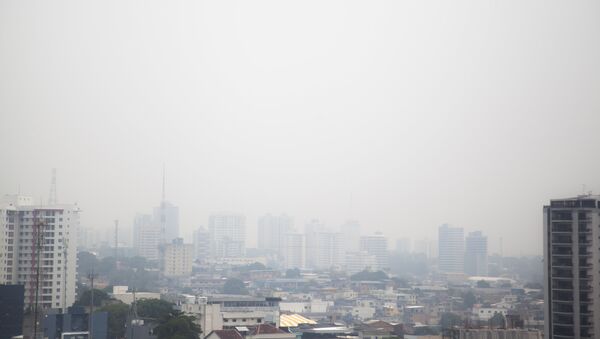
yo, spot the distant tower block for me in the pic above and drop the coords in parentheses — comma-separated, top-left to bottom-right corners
(48, 168, 57, 205)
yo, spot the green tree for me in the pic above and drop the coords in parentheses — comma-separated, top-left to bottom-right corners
(137, 299, 178, 320)
(154, 314, 201, 339)
(463, 290, 477, 309)
(350, 270, 388, 281)
(440, 312, 462, 329)
(476, 280, 491, 288)
(75, 289, 111, 307)
(222, 278, 249, 295)
(489, 312, 506, 328)
(285, 268, 301, 278)
(99, 302, 129, 339)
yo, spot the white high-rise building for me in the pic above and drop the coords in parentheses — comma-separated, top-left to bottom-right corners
(438, 224, 464, 273)
(257, 214, 293, 258)
(395, 237, 411, 254)
(209, 213, 246, 258)
(153, 201, 179, 244)
(283, 233, 305, 269)
(0, 195, 79, 311)
(360, 233, 389, 270)
(133, 214, 161, 261)
(345, 251, 378, 274)
(544, 196, 600, 339)
(305, 220, 343, 270)
(163, 238, 194, 277)
(340, 220, 361, 252)
(193, 226, 210, 261)
(465, 231, 488, 276)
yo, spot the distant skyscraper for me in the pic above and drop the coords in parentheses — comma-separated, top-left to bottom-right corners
(304, 220, 343, 269)
(438, 224, 464, 273)
(345, 251, 378, 274)
(0, 195, 79, 311)
(257, 214, 293, 258)
(464, 231, 488, 276)
(396, 237, 411, 254)
(133, 214, 161, 261)
(154, 167, 179, 244)
(543, 196, 600, 339)
(340, 220, 361, 252)
(360, 233, 389, 270)
(163, 238, 194, 277)
(283, 233, 305, 269)
(209, 213, 246, 258)
(153, 201, 179, 244)
(193, 226, 210, 261)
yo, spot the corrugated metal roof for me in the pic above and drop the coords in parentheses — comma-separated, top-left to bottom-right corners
(279, 314, 317, 328)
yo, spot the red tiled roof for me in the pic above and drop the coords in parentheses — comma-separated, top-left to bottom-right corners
(211, 330, 245, 339)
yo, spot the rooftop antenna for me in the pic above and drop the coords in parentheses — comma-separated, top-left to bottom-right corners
(48, 168, 57, 205)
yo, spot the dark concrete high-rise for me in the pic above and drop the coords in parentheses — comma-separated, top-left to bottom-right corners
(543, 196, 600, 339)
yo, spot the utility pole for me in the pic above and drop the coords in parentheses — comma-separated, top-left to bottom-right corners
(88, 270, 98, 339)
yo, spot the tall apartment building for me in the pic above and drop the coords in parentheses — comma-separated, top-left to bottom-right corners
(543, 196, 600, 339)
(209, 213, 246, 258)
(153, 201, 179, 244)
(282, 233, 304, 269)
(305, 220, 343, 270)
(163, 238, 194, 277)
(465, 231, 488, 276)
(360, 233, 389, 270)
(395, 237, 412, 254)
(340, 220, 361, 252)
(345, 251, 378, 274)
(193, 226, 210, 261)
(257, 214, 293, 258)
(132, 214, 161, 261)
(0, 195, 79, 311)
(438, 224, 464, 273)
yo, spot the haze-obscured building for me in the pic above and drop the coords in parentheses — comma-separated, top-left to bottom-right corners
(209, 213, 246, 258)
(257, 214, 293, 258)
(283, 232, 305, 269)
(360, 233, 388, 270)
(193, 226, 211, 261)
(132, 214, 161, 261)
(465, 231, 488, 276)
(438, 224, 464, 273)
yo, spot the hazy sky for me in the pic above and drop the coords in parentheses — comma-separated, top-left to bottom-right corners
(1, 1, 599, 256)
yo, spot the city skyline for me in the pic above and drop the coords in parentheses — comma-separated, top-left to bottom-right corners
(2, 1, 599, 258)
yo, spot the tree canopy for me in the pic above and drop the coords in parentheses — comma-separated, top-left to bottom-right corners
(463, 290, 477, 309)
(476, 280, 491, 288)
(222, 278, 249, 295)
(285, 268, 301, 278)
(350, 270, 388, 281)
(155, 314, 201, 339)
(99, 302, 129, 339)
(74, 289, 111, 307)
(137, 299, 179, 320)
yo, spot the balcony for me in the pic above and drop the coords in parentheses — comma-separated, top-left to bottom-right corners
(552, 222, 572, 233)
